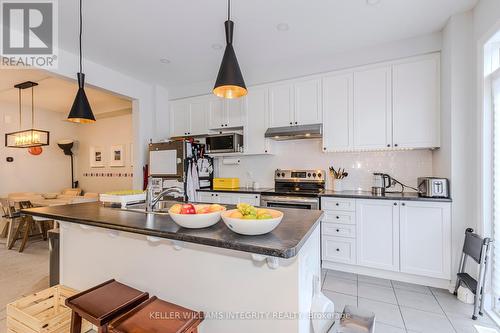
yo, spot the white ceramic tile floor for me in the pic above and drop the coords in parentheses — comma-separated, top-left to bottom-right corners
(322, 269, 500, 333)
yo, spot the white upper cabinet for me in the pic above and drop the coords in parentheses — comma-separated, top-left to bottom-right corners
(269, 83, 294, 127)
(225, 99, 245, 128)
(392, 54, 440, 148)
(189, 99, 209, 136)
(170, 101, 191, 137)
(208, 98, 225, 129)
(322, 73, 353, 152)
(294, 78, 322, 125)
(399, 201, 451, 279)
(244, 87, 271, 154)
(268, 79, 322, 128)
(353, 65, 392, 150)
(208, 98, 244, 129)
(170, 98, 209, 137)
(356, 199, 400, 272)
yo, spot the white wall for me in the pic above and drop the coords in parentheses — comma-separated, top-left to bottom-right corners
(217, 140, 433, 191)
(0, 104, 78, 195)
(434, 11, 475, 281)
(46, 49, 170, 190)
(75, 114, 133, 193)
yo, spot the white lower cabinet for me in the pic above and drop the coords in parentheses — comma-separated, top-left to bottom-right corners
(356, 199, 400, 272)
(196, 192, 260, 206)
(399, 201, 451, 279)
(321, 197, 451, 282)
(322, 236, 356, 265)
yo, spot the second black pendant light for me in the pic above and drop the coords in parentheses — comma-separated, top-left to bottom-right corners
(67, 0, 95, 123)
(213, 0, 247, 99)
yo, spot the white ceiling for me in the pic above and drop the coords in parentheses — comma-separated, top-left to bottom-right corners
(58, 0, 477, 90)
(0, 69, 131, 114)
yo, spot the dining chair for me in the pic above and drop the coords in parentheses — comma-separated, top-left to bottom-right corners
(10, 201, 51, 252)
(1, 200, 22, 249)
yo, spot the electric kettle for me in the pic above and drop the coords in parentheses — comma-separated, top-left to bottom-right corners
(372, 173, 392, 195)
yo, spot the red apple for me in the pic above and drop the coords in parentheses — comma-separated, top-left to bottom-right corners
(180, 204, 196, 214)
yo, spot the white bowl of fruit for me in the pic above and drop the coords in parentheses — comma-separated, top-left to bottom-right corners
(221, 203, 284, 236)
(169, 203, 226, 229)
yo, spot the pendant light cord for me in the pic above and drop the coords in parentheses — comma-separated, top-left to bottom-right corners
(18, 88, 21, 129)
(79, 0, 83, 73)
(227, 0, 230, 20)
(31, 85, 34, 128)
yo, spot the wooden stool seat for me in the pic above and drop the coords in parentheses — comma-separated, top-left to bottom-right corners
(109, 296, 204, 333)
(65, 279, 149, 333)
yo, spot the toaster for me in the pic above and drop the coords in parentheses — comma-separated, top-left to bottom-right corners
(417, 177, 449, 198)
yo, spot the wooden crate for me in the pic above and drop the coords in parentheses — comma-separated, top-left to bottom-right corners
(7, 285, 92, 333)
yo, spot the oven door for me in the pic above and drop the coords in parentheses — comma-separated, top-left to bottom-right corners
(260, 195, 319, 210)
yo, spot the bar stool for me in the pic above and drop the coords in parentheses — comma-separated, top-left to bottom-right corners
(109, 296, 204, 333)
(65, 279, 149, 333)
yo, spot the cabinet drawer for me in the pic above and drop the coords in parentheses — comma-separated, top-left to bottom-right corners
(322, 236, 356, 264)
(323, 211, 355, 225)
(321, 198, 356, 212)
(322, 223, 356, 238)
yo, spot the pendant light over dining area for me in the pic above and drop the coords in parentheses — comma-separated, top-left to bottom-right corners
(5, 81, 50, 148)
(213, 0, 247, 99)
(67, 0, 95, 123)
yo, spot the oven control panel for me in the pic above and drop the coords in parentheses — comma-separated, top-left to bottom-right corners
(275, 169, 326, 182)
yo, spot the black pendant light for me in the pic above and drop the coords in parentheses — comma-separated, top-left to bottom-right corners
(67, 0, 95, 123)
(213, 0, 247, 99)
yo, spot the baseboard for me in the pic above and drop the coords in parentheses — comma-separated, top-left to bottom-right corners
(322, 260, 452, 289)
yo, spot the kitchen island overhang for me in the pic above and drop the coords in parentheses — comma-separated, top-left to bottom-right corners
(23, 202, 324, 333)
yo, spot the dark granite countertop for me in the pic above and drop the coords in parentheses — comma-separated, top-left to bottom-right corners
(198, 188, 452, 202)
(22, 202, 323, 259)
(197, 188, 272, 194)
(320, 190, 452, 202)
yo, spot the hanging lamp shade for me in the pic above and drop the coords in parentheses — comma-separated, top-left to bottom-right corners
(67, 0, 95, 123)
(68, 73, 95, 123)
(213, 10, 247, 99)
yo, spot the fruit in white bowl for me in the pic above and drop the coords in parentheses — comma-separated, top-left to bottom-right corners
(221, 204, 284, 235)
(168, 203, 226, 229)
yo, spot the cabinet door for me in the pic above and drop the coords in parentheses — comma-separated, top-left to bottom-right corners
(356, 199, 400, 271)
(269, 83, 294, 127)
(217, 193, 240, 205)
(353, 66, 392, 149)
(225, 98, 245, 128)
(189, 99, 209, 136)
(198, 192, 217, 203)
(294, 78, 322, 125)
(208, 98, 226, 129)
(392, 55, 440, 148)
(170, 102, 190, 137)
(237, 194, 261, 206)
(400, 201, 451, 279)
(322, 73, 353, 152)
(244, 87, 270, 154)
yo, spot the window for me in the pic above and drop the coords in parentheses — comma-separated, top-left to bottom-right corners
(492, 68, 500, 313)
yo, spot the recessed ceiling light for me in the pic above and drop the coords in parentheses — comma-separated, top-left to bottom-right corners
(276, 23, 290, 32)
(211, 43, 223, 50)
(366, 0, 381, 5)
(159, 58, 171, 64)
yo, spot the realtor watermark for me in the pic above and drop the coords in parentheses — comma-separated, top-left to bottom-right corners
(0, 0, 58, 68)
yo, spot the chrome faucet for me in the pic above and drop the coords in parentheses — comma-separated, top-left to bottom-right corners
(145, 177, 184, 212)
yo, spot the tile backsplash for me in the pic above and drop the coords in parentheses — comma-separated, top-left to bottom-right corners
(215, 139, 434, 191)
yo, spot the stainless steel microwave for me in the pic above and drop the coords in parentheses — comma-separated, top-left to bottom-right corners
(205, 133, 243, 154)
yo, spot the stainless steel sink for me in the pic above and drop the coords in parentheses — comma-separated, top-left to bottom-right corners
(123, 201, 176, 215)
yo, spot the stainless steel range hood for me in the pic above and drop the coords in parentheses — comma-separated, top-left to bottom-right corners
(264, 124, 322, 141)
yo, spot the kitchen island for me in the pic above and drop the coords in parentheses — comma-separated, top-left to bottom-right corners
(23, 202, 323, 333)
